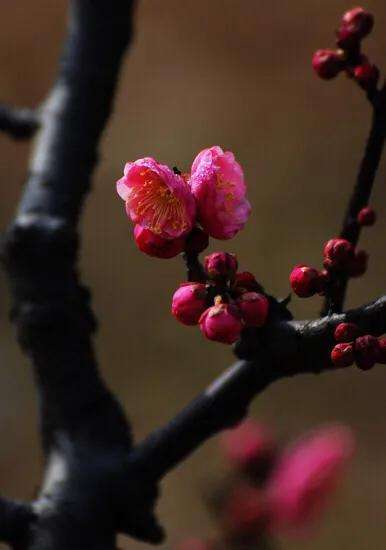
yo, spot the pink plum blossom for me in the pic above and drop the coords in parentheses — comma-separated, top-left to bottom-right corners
(189, 146, 251, 240)
(265, 425, 355, 533)
(117, 157, 196, 239)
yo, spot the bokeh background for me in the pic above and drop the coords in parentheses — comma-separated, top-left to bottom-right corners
(0, 1, 385, 548)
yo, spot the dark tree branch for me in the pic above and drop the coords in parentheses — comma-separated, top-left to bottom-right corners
(322, 84, 386, 315)
(0, 105, 39, 140)
(0, 1, 164, 549)
(131, 296, 386, 482)
(0, 498, 35, 547)
(0, 2, 385, 549)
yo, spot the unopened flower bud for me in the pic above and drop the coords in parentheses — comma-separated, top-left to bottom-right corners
(341, 7, 374, 39)
(334, 322, 360, 343)
(353, 63, 379, 90)
(312, 49, 344, 80)
(323, 238, 355, 270)
(314, 269, 331, 296)
(289, 265, 319, 298)
(199, 299, 243, 344)
(236, 292, 269, 328)
(331, 343, 355, 368)
(354, 335, 380, 370)
(234, 272, 261, 293)
(357, 206, 376, 226)
(377, 336, 386, 364)
(336, 25, 359, 49)
(134, 225, 185, 259)
(347, 249, 368, 278)
(204, 252, 238, 281)
(171, 283, 208, 325)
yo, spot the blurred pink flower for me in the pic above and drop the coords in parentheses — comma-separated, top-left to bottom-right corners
(117, 157, 196, 239)
(223, 484, 269, 540)
(221, 420, 276, 472)
(189, 146, 251, 240)
(265, 425, 355, 533)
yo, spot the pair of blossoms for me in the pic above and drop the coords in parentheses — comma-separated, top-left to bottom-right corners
(117, 146, 269, 344)
(312, 7, 379, 90)
(176, 421, 354, 550)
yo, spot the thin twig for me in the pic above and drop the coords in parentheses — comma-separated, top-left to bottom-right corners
(322, 85, 386, 315)
(0, 105, 39, 139)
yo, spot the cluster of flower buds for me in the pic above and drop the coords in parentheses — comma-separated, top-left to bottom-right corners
(289, 206, 375, 299)
(172, 252, 270, 344)
(331, 322, 386, 370)
(116, 146, 251, 259)
(176, 421, 354, 549)
(312, 7, 379, 91)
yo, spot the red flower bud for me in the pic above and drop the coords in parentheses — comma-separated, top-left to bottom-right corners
(234, 271, 261, 292)
(134, 225, 185, 259)
(377, 336, 386, 364)
(236, 292, 269, 328)
(323, 238, 355, 270)
(199, 300, 243, 344)
(336, 25, 359, 50)
(312, 49, 344, 80)
(184, 227, 209, 254)
(314, 269, 331, 296)
(342, 7, 374, 39)
(353, 63, 379, 90)
(331, 343, 355, 368)
(347, 249, 368, 278)
(357, 206, 376, 226)
(289, 265, 319, 298)
(354, 335, 380, 370)
(334, 322, 360, 343)
(171, 283, 208, 326)
(204, 252, 238, 281)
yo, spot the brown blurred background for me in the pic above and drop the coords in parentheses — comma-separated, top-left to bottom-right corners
(0, 1, 385, 548)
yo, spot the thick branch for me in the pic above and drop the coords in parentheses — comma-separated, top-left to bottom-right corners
(0, 105, 39, 139)
(131, 296, 386, 481)
(0, 2, 163, 548)
(0, 498, 35, 547)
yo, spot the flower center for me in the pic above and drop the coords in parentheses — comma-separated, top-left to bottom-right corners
(128, 170, 188, 235)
